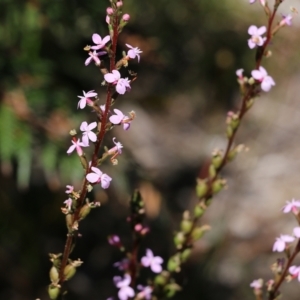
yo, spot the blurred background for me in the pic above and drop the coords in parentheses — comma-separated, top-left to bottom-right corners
(1, 0, 300, 299)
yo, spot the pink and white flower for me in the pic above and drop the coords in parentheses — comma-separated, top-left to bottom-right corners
(251, 66, 275, 92)
(109, 109, 132, 130)
(65, 185, 74, 194)
(86, 167, 112, 189)
(80, 121, 97, 146)
(67, 138, 87, 156)
(273, 234, 295, 252)
(85, 50, 106, 66)
(91, 33, 110, 50)
(248, 25, 266, 49)
(104, 70, 131, 95)
(64, 198, 72, 210)
(141, 249, 163, 273)
(289, 265, 300, 282)
(113, 274, 135, 300)
(282, 199, 300, 214)
(126, 44, 142, 62)
(77, 90, 97, 109)
(250, 279, 263, 289)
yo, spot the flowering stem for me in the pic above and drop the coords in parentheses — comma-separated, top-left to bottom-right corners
(269, 240, 300, 300)
(58, 15, 120, 287)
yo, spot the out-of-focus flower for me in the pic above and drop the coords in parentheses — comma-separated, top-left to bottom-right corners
(250, 279, 263, 289)
(141, 249, 163, 273)
(289, 265, 300, 281)
(64, 198, 72, 210)
(65, 185, 74, 194)
(280, 14, 293, 26)
(282, 199, 300, 214)
(248, 25, 266, 49)
(136, 285, 152, 300)
(122, 14, 130, 21)
(251, 66, 275, 92)
(273, 235, 295, 252)
(113, 274, 135, 300)
(236, 68, 244, 79)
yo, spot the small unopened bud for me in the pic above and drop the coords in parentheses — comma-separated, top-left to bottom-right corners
(116, 1, 123, 7)
(191, 225, 211, 242)
(208, 164, 216, 179)
(180, 220, 192, 234)
(212, 178, 226, 194)
(63, 259, 83, 281)
(196, 179, 208, 198)
(49, 266, 59, 283)
(106, 7, 114, 15)
(212, 149, 223, 169)
(79, 204, 91, 220)
(174, 232, 186, 249)
(122, 13, 130, 21)
(180, 248, 191, 262)
(48, 284, 60, 300)
(167, 255, 181, 273)
(69, 129, 77, 136)
(154, 271, 169, 285)
(194, 204, 205, 218)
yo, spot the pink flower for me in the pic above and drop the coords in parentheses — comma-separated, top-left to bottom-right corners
(108, 137, 123, 155)
(113, 275, 135, 300)
(273, 235, 295, 252)
(280, 14, 293, 26)
(80, 121, 97, 146)
(86, 167, 112, 189)
(64, 198, 72, 210)
(109, 109, 131, 130)
(251, 66, 275, 92)
(293, 227, 300, 238)
(122, 14, 130, 21)
(289, 265, 300, 281)
(137, 285, 152, 300)
(65, 185, 74, 194)
(77, 90, 97, 109)
(236, 68, 244, 79)
(104, 70, 131, 95)
(91, 33, 110, 50)
(113, 258, 130, 271)
(85, 50, 106, 66)
(249, 0, 266, 5)
(250, 279, 263, 289)
(108, 235, 120, 245)
(282, 199, 300, 214)
(141, 249, 163, 273)
(67, 138, 87, 156)
(106, 7, 114, 15)
(248, 25, 266, 49)
(126, 44, 142, 62)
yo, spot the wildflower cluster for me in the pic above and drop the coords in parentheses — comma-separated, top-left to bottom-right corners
(250, 199, 300, 299)
(47, 1, 142, 299)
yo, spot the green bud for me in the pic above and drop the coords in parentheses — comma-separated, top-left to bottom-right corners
(79, 155, 88, 170)
(64, 264, 76, 281)
(226, 125, 233, 138)
(194, 204, 205, 218)
(228, 148, 237, 161)
(248, 77, 255, 85)
(63, 259, 83, 281)
(49, 266, 59, 283)
(196, 179, 208, 198)
(208, 164, 216, 179)
(180, 220, 192, 234)
(79, 204, 91, 220)
(154, 271, 169, 286)
(246, 98, 255, 109)
(174, 232, 186, 249)
(164, 283, 181, 298)
(65, 214, 73, 232)
(212, 179, 226, 195)
(180, 248, 191, 262)
(167, 255, 181, 273)
(48, 285, 60, 300)
(212, 153, 222, 169)
(191, 225, 210, 242)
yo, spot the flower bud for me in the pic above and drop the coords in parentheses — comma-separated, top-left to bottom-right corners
(195, 179, 208, 198)
(208, 164, 216, 179)
(49, 266, 59, 283)
(212, 151, 223, 169)
(106, 7, 114, 15)
(122, 13, 130, 21)
(226, 125, 233, 138)
(180, 248, 191, 262)
(194, 204, 205, 218)
(180, 220, 192, 234)
(191, 225, 210, 242)
(154, 271, 169, 285)
(79, 204, 91, 220)
(212, 179, 226, 195)
(63, 259, 83, 281)
(167, 255, 181, 273)
(48, 284, 60, 300)
(174, 232, 186, 249)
